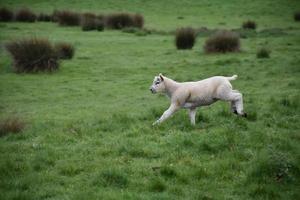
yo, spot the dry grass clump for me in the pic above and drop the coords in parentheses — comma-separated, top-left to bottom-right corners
(37, 13, 52, 22)
(56, 10, 80, 26)
(0, 117, 25, 137)
(81, 12, 97, 31)
(132, 13, 144, 28)
(0, 7, 14, 22)
(15, 8, 36, 22)
(5, 38, 59, 73)
(204, 30, 240, 53)
(55, 42, 75, 59)
(105, 12, 144, 29)
(242, 20, 257, 29)
(51, 10, 60, 22)
(175, 27, 196, 50)
(96, 20, 104, 31)
(257, 47, 270, 58)
(294, 12, 300, 21)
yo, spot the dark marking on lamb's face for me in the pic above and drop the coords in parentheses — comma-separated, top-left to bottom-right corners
(149, 75, 165, 94)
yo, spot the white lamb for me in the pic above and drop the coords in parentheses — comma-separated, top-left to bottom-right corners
(149, 74, 247, 125)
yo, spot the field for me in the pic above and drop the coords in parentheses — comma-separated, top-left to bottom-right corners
(0, 0, 300, 199)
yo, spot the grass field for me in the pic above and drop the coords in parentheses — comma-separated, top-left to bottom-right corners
(0, 0, 300, 199)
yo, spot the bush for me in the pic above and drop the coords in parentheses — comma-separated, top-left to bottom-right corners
(294, 12, 300, 21)
(15, 8, 36, 22)
(105, 12, 144, 29)
(175, 27, 196, 49)
(105, 13, 133, 29)
(55, 42, 75, 59)
(204, 30, 240, 53)
(257, 47, 270, 58)
(37, 13, 52, 22)
(0, 117, 25, 137)
(96, 19, 104, 31)
(242, 20, 257, 29)
(51, 9, 60, 22)
(56, 10, 80, 26)
(5, 38, 59, 73)
(81, 12, 97, 31)
(133, 13, 144, 28)
(0, 7, 13, 22)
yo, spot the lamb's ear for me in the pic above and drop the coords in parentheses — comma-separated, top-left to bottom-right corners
(159, 73, 164, 81)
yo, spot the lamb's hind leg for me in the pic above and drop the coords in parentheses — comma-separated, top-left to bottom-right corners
(217, 87, 246, 117)
(231, 101, 238, 115)
(229, 92, 247, 117)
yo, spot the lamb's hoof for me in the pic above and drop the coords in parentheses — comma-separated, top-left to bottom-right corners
(233, 110, 238, 115)
(241, 113, 247, 118)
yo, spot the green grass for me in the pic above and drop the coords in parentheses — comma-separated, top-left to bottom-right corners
(0, 0, 300, 199)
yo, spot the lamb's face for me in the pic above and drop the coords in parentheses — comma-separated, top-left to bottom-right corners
(149, 75, 165, 94)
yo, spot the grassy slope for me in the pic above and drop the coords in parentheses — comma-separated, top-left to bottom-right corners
(0, 0, 300, 199)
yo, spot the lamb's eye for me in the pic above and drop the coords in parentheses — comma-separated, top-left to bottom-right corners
(155, 82, 160, 85)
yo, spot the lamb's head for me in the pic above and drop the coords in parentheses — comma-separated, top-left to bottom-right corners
(149, 73, 166, 94)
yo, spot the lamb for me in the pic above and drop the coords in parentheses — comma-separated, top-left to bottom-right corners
(149, 74, 247, 125)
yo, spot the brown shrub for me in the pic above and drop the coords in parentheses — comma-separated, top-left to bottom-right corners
(5, 38, 59, 73)
(133, 13, 144, 28)
(51, 9, 60, 22)
(0, 7, 13, 22)
(56, 10, 80, 26)
(55, 42, 75, 59)
(15, 8, 36, 22)
(242, 20, 257, 29)
(96, 19, 104, 31)
(204, 30, 240, 53)
(37, 13, 52, 22)
(257, 47, 270, 58)
(294, 12, 300, 21)
(0, 117, 25, 137)
(105, 12, 144, 29)
(175, 27, 196, 50)
(81, 12, 97, 31)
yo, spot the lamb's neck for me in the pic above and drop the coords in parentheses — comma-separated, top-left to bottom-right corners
(164, 77, 180, 98)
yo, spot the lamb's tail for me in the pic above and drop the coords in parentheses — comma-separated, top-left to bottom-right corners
(227, 75, 238, 81)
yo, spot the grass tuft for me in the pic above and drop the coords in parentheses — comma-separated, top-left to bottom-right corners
(242, 20, 257, 29)
(257, 47, 270, 58)
(0, 117, 25, 137)
(80, 12, 97, 31)
(15, 8, 36, 22)
(204, 30, 240, 53)
(175, 27, 196, 50)
(0, 7, 13, 22)
(294, 11, 300, 21)
(132, 13, 144, 28)
(96, 21, 104, 31)
(56, 10, 80, 26)
(105, 12, 144, 29)
(5, 38, 59, 73)
(55, 42, 75, 59)
(51, 9, 60, 22)
(37, 13, 52, 22)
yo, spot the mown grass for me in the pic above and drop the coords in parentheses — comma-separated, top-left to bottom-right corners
(0, 0, 300, 199)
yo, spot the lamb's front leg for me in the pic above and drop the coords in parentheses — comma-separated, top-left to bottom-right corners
(188, 108, 197, 125)
(153, 104, 179, 125)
